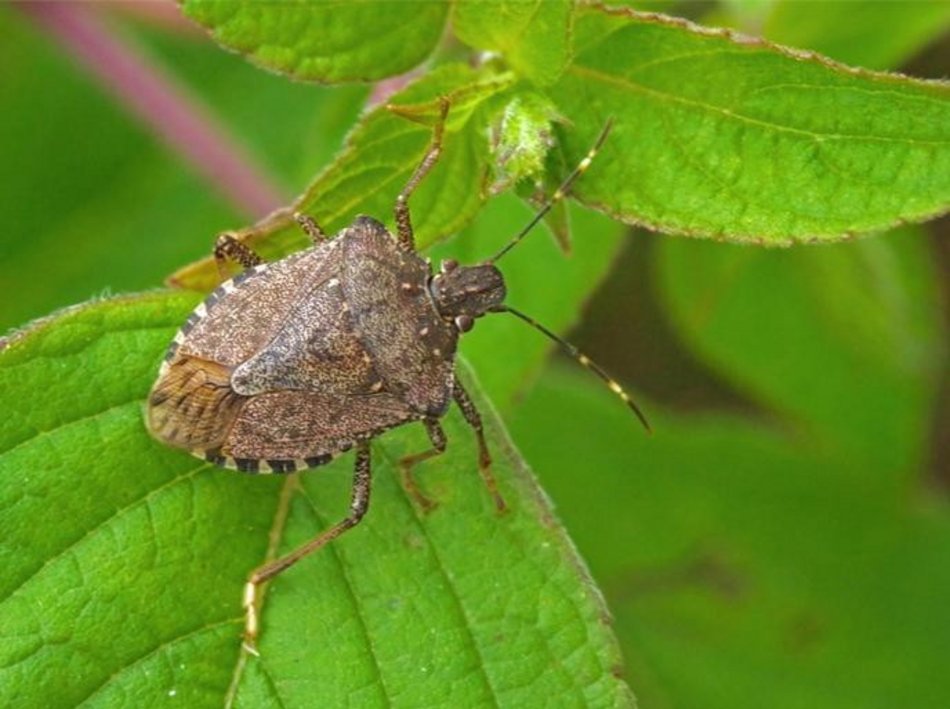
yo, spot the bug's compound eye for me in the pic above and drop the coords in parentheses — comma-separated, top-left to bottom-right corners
(454, 314, 474, 333)
(440, 258, 459, 274)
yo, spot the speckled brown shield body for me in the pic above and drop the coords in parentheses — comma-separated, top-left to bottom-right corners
(148, 215, 460, 473)
(145, 102, 640, 650)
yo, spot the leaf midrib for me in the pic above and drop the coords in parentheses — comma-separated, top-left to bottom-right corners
(375, 443, 503, 708)
(235, 441, 504, 707)
(569, 64, 950, 147)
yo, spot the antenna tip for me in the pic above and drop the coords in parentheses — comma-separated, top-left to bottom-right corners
(630, 404, 652, 434)
(597, 117, 616, 144)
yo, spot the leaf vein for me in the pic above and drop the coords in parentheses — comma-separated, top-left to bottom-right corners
(252, 658, 290, 709)
(375, 444, 501, 708)
(570, 64, 950, 147)
(0, 462, 209, 606)
(0, 397, 145, 459)
(75, 617, 241, 707)
(295, 484, 393, 705)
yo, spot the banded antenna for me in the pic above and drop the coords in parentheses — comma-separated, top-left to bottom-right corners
(494, 305, 651, 432)
(488, 119, 649, 431)
(492, 118, 614, 263)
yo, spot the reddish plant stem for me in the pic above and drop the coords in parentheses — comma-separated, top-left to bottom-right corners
(19, 1, 288, 220)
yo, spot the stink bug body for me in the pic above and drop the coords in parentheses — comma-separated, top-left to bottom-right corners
(146, 100, 647, 649)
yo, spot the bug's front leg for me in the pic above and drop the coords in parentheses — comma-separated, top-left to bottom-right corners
(394, 96, 449, 252)
(214, 233, 262, 280)
(398, 418, 446, 512)
(243, 441, 372, 652)
(293, 211, 328, 244)
(452, 376, 506, 512)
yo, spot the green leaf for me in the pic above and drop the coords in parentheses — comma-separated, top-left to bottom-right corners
(547, 5, 950, 244)
(180, 0, 449, 83)
(717, 0, 776, 24)
(487, 92, 563, 195)
(655, 225, 943, 471)
(452, 0, 574, 86)
(0, 294, 634, 707)
(170, 63, 517, 291)
(514, 368, 950, 709)
(762, 0, 950, 71)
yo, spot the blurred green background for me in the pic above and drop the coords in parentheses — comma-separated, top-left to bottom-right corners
(2, 2, 949, 707)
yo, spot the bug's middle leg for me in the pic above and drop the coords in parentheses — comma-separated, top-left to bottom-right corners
(452, 376, 506, 512)
(394, 96, 449, 252)
(294, 211, 328, 244)
(214, 233, 262, 280)
(243, 441, 372, 651)
(398, 418, 446, 511)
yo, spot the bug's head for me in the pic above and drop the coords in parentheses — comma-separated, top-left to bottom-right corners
(429, 259, 506, 332)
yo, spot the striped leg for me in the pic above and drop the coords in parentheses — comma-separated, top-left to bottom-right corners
(453, 377, 506, 512)
(398, 419, 446, 511)
(294, 211, 328, 244)
(243, 441, 372, 651)
(214, 233, 262, 279)
(394, 96, 449, 252)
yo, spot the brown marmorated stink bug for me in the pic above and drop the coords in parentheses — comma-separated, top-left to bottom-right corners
(146, 99, 649, 649)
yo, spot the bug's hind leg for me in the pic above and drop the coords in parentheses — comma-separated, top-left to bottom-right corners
(214, 233, 262, 280)
(394, 96, 449, 252)
(452, 377, 506, 512)
(243, 441, 372, 652)
(398, 419, 446, 512)
(294, 211, 328, 244)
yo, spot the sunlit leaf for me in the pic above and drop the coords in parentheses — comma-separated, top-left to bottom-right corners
(452, 0, 574, 86)
(181, 0, 449, 83)
(547, 6, 950, 243)
(0, 294, 634, 707)
(762, 0, 950, 70)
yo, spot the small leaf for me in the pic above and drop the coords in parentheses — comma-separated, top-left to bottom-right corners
(170, 63, 517, 291)
(0, 294, 634, 707)
(488, 93, 562, 195)
(547, 6, 950, 244)
(180, 0, 449, 83)
(452, 0, 574, 86)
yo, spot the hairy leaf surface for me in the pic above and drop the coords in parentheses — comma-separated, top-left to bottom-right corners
(0, 294, 633, 708)
(548, 6, 950, 243)
(181, 0, 448, 83)
(453, 0, 574, 85)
